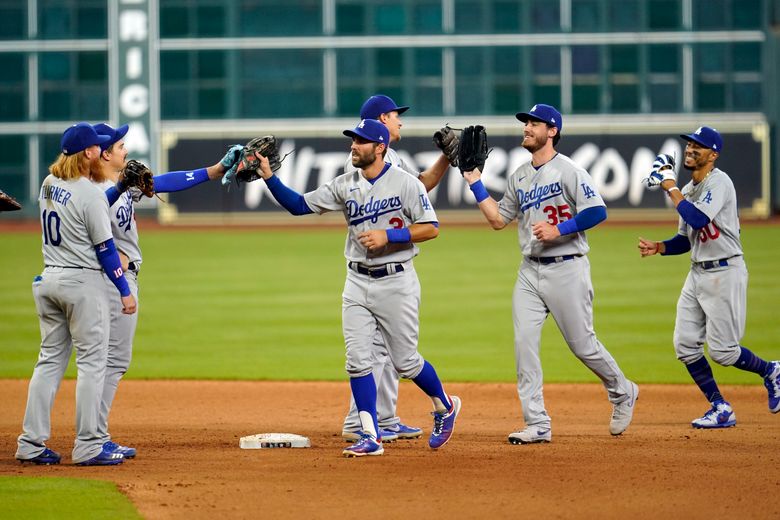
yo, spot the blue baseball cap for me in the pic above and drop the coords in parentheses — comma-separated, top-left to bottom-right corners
(93, 123, 130, 152)
(680, 126, 723, 152)
(516, 103, 563, 132)
(359, 95, 409, 120)
(343, 119, 390, 145)
(61, 122, 111, 156)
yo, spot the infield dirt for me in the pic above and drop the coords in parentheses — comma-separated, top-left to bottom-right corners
(1, 380, 778, 519)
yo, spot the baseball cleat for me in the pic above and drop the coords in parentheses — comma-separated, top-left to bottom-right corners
(429, 395, 461, 449)
(103, 440, 137, 459)
(610, 381, 639, 435)
(764, 361, 780, 413)
(508, 426, 551, 444)
(342, 429, 399, 443)
(382, 422, 423, 439)
(691, 400, 736, 429)
(342, 434, 384, 457)
(76, 445, 125, 466)
(17, 448, 61, 465)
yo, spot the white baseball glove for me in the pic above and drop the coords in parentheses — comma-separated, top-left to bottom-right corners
(643, 153, 676, 191)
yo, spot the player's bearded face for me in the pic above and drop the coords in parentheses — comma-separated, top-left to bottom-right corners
(351, 141, 379, 169)
(683, 142, 716, 171)
(521, 122, 548, 152)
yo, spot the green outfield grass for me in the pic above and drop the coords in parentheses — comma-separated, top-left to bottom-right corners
(1, 223, 778, 384)
(0, 476, 141, 519)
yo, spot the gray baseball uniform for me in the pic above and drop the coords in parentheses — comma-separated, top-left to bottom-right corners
(498, 154, 632, 429)
(303, 164, 437, 380)
(17, 175, 115, 464)
(341, 147, 419, 432)
(95, 181, 141, 443)
(673, 168, 745, 365)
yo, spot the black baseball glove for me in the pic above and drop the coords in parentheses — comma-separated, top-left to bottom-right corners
(233, 136, 282, 184)
(0, 189, 22, 211)
(118, 160, 155, 198)
(433, 125, 459, 167)
(458, 125, 488, 174)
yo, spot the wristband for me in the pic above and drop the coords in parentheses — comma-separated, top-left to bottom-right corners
(386, 227, 412, 243)
(468, 180, 490, 203)
(666, 186, 680, 193)
(556, 218, 578, 236)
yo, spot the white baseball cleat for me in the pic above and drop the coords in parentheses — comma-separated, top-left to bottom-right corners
(610, 381, 639, 435)
(508, 426, 551, 444)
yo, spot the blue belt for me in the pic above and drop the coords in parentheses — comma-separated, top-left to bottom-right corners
(697, 258, 730, 270)
(526, 254, 582, 265)
(349, 262, 404, 279)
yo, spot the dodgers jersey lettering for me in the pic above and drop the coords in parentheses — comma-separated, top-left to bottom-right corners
(96, 180, 143, 266)
(304, 164, 437, 265)
(677, 168, 742, 262)
(497, 154, 604, 257)
(39, 175, 113, 268)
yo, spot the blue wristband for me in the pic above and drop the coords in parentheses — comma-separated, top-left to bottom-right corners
(469, 180, 490, 203)
(386, 227, 412, 243)
(556, 219, 579, 235)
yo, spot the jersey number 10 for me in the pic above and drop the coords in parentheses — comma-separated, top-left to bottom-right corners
(41, 209, 62, 246)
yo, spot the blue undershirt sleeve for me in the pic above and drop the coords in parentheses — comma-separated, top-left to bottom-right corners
(104, 186, 121, 206)
(153, 168, 209, 193)
(95, 239, 131, 297)
(264, 175, 313, 215)
(676, 200, 710, 230)
(661, 234, 691, 255)
(556, 205, 607, 235)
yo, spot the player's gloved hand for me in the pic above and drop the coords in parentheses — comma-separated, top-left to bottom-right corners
(643, 153, 676, 191)
(433, 126, 459, 167)
(220, 144, 244, 185)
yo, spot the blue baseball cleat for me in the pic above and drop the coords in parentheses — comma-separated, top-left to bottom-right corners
(764, 361, 780, 413)
(383, 422, 423, 440)
(429, 395, 461, 449)
(76, 445, 125, 466)
(691, 400, 736, 429)
(343, 428, 398, 443)
(343, 433, 384, 457)
(17, 448, 61, 465)
(103, 440, 137, 458)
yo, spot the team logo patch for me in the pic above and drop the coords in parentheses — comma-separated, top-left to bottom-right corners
(581, 183, 596, 199)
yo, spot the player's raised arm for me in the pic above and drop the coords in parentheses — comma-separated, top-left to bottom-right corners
(463, 167, 506, 230)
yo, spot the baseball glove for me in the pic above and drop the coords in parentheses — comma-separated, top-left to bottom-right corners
(233, 136, 281, 184)
(458, 125, 488, 174)
(644, 153, 676, 191)
(433, 125, 460, 167)
(0, 189, 22, 211)
(118, 160, 155, 198)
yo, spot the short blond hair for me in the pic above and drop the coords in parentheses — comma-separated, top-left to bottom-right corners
(49, 152, 88, 181)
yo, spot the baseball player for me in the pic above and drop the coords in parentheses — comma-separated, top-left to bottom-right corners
(461, 104, 638, 444)
(16, 123, 136, 466)
(638, 126, 780, 427)
(92, 123, 241, 458)
(254, 119, 461, 457)
(341, 94, 456, 443)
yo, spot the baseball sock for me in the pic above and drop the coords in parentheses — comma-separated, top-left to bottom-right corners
(350, 374, 379, 440)
(412, 360, 452, 412)
(733, 346, 770, 376)
(685, 357, 724, 403)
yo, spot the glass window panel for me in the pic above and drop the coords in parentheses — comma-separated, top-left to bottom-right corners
(456, 81, 485, 114)
(415, 48, 441, 76)
(40, 53, 70, 81)
(244, 1, 322, 36)
(197, 51, 226, 80)
(161, 86, 192, 119)
(41, 90, 71, 120)
(610, 46, 639, 74)
(732, 42, 761, 72)
(376, 48, 405, 78)
(0, 53, 25, 85)
(572, 46, 600, 75)
(197, 5, 225, 37)
(376, 4, 406, 34)
(572, 84, 600, 112)
(38, 0, 105, 39)
(77, 52, 107, 81)
(649, 45, 679, 73)
(693, 0, 727, 29)
(493, 84, 522, 113)
(76, 6, 106, 38)
(161, 52, 191, 81)
(39, 5, 70, 39)
(532, 47, 560, 75)
(649, 83, 681, 111)
(337, 87, 366, 116)
(732, 82, 761, 110)
(0, 92, 25, 121)
(493, 47, 523, 74)
(697, 43, 727, 73)
(610, 84, 639, 112)
(160, 6, 190, 37)
(412, 2, 442, 33)
(0, 6, 26, 40)
(531, 85, 560, 108)
(696, 82, 726, 110)
(648, 0, 680, 29)
(455, 48, 486, 79)
(337, 48, 367, 77)
(733, 0, 762, 29)
(530, 0, 560, 32)
(493, 1, 521, 32)
(0, 135, 26, 164)
(413, 87, 442, 116)
(571, 0, 602, 32)
(609, 0, 641, 31)
(198, 88, 226, 117)
(336, 4, 365, 35)
(76, 87, 107, 120)
(454, 1, 485, 33)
